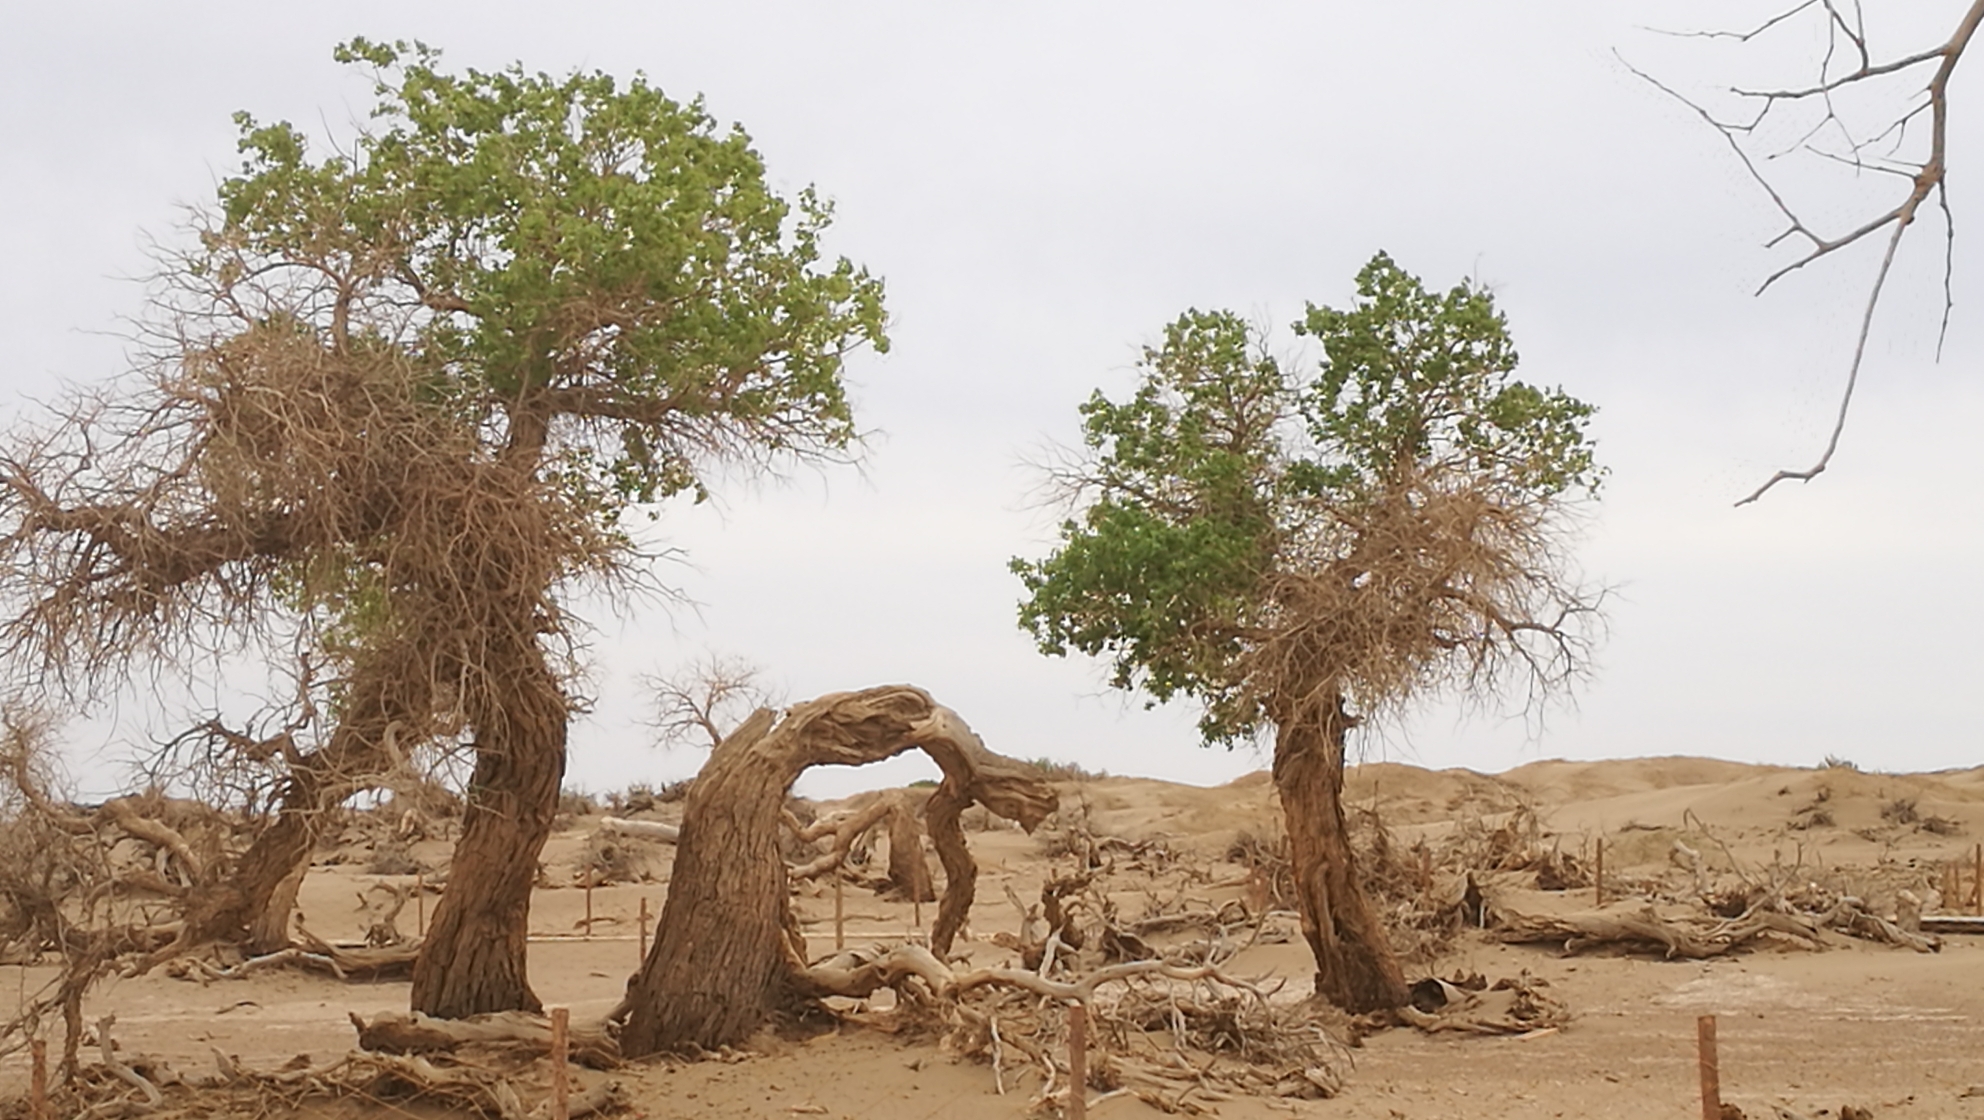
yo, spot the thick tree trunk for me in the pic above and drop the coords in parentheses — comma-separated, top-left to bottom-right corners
(1272, 689, 1408, 1014)
(926, 782, 974, 957)
(618, 686, 1055, 1057)
(245, 864, 305, 952)
(410, 646, 568, 1018)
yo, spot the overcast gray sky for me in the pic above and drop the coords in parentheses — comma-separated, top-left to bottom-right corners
(3, 2, 1978, 798)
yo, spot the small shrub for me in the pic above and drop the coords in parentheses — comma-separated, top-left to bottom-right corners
(605, 784, 657, 814)
(368, 839, 422, 876)
(1920, 815, 1964, 836)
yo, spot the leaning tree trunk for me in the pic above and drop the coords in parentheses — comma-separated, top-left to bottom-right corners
(409, 642, 568, 1018)
(185, 648, 432, 952)
(618, 686, 1056, 1057)
(1272, 688, 1408, 1014)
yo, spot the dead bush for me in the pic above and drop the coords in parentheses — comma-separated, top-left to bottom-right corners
(579, 832, 666, 885)
(367, 840, 423, 877)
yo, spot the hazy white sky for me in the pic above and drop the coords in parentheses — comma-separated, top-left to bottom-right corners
(3, 2, 1979, 798)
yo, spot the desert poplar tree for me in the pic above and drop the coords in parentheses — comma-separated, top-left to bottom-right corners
(0, 39, 885, 1017)
(1014, 254, 1602, 1012)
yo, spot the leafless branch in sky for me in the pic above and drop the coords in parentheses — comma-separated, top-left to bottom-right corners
(1630, 0, 1984, 504)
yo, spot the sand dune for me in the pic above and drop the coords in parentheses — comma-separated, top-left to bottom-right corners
(19, 752, 1984, 1119)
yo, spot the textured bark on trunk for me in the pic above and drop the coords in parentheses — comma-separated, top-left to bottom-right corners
(409, 645, 568, 1018)
(1272, 688, 1409, 1014)
(926, 782, 974, 957)
(619, 686, 1054, 1056)
(245, 864, 305, 953)
(884, 794, 936, 904)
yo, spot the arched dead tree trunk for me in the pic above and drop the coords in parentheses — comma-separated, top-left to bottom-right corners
(619, 686, 1055, 1056)
(1271, 687, 1407, 1014)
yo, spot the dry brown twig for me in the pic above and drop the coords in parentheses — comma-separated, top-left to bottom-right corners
(1629, 0, 1984, 504)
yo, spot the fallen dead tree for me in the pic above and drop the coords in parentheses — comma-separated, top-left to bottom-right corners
(45, 1013, 629, 1120)
(1494, 895, 1938, 958)
(1397, 972, 1571, 1036)
(597, 816, 679, 843)
(350, 1009, 621, 1069)
(1336, 793, 1951, 967)
(0, 710, 256, 1083)
(163, 924, 423, 984)
(1496, 906, 1765, 959)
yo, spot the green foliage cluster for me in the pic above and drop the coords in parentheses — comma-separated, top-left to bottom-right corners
(216, 37, 886, 517)
(1014, 254, 1601, 746)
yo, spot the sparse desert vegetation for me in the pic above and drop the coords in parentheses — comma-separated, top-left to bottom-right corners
(2, 7, 1982, 1119)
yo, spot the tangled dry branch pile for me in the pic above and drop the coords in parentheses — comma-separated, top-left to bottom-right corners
(774, 793, 1596, 1112)
(0, 705, 460, 1097)
(800, 941, 1347, 1115)
(1337, 789, 1956, 962)
(30, 1008, 628, 1120)
(1495, 880, 1940, 959)
(784, 789, 937, 903)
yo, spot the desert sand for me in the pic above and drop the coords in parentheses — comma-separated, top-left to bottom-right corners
(13, 754, 1984, 1119)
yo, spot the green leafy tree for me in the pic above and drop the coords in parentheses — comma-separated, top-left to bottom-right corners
(1015, 254, 1600, 1011)
(0, 40, 884, 1017)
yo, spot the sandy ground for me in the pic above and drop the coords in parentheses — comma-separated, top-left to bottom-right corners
(13, 755, 1984, 1119)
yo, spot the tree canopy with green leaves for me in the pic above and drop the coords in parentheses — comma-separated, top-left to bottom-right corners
(0, 39, 886, 1017)
(231, 37, 886, 510)
(1014, 253, 1601, 1010)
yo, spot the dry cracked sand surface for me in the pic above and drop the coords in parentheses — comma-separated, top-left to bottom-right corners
(10, 755, 1984, 1119)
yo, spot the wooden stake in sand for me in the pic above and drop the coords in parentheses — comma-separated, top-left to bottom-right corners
(834, 875, 845, 951)
(550, 1006, 571, 1120)
(1594, 837, 1605, 907)
(914, 897, 922, 929)
(30, 1038, 46, 1120)
(1697, 1014, 1720, 1120)
(415, 873, 425, 938)
(1973, 843, 1982, 915)
(584, 880, 594, 939)
(638, 897, 650, 960)
(1067, 1002, 1088, 1120)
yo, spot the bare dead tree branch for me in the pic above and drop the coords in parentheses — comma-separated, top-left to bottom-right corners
(1630, 0, 1984, 503)
(642, 652, 782, 750)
